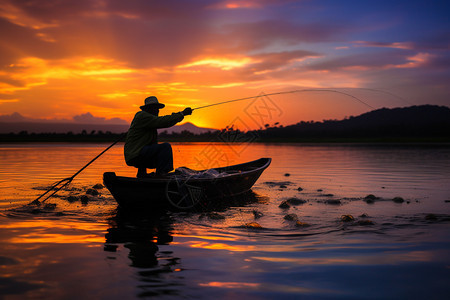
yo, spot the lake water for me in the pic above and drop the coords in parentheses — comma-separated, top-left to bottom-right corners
(0, 143, 449, 299)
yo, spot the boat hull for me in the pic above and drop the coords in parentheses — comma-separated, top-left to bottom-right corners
(103, 158, 271, 210)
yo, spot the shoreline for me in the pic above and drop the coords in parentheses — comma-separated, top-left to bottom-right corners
(1, 137, 450, 145)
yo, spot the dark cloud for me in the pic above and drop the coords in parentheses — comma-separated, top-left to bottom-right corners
(0, 0, 352, 69)
(106, 0, 212, 19)
(251, 50, 319, 70)
(8, 0, 298, 22)
(0, 0, 216, 68)
(307, 50, 417, 71)
(0, 18, 67, 68)
(352, 41, 414, 50)
(424, 53, 450, 70)
(415, 32, 450, 51)
(5, 0, 214, 25)
(5, 0, 102, 22)
(0, 93, 19, 100)
(221, 19, 349, 50)
(0, 74, 26, 87)
(39, 16, 215, 68)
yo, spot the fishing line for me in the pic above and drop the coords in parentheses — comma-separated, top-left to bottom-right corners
(347, 88, 413, 106)
(193, 88, 377, 111)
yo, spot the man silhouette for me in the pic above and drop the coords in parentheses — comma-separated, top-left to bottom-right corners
(124, 96, 192, 177)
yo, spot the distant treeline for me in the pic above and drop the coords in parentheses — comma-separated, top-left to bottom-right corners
(0, 130, 125, 143)
(0, 129, 221, 143)
(1, 105, 450, 143)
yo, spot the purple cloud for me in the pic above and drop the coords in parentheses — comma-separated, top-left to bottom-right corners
(0, 112, 28, 122)
(0, 111, 127, 125)
(72, 112, 128, 124)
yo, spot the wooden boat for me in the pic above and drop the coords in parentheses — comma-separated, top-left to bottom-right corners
(103, 158, 271, 210)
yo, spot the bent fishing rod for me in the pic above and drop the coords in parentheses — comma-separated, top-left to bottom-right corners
(193, 88, 375, 110)
(31, 88, 380, 205)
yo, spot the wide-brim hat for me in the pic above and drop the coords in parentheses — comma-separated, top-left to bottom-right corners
(140, 96, 165, 109)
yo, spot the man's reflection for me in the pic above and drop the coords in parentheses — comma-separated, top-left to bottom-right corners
(103, 191, 265, 297)
(105, 209, 182, 297)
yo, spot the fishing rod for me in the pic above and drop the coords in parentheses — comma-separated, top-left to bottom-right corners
(30, 133, 126, 205)
(193, 88, 376, 110)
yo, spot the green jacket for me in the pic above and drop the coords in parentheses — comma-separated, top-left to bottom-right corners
(124, 111, 184, 165)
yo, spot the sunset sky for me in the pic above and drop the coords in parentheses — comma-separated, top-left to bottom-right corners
(1, 0, 449, 130)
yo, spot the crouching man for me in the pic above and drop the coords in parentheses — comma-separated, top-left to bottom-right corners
(124, 96, 192, 178)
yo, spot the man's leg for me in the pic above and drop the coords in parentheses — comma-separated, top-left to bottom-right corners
(155, 143, 174, 174)
(137, 143, 174, 176)
(136, 145, 158, 177)
(137, 167, 148, 178)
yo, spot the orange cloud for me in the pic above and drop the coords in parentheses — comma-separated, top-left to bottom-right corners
(178, 57, 256, 70)
(390, 52, 432, 69)
(353, 41, 414, 50)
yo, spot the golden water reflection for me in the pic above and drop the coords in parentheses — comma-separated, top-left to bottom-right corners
(0, 144, 449, 298)
(1, 219, 107, 244)
(186, 241, 256, 252)
(198, 281, 320, 295)
(251, 250, 434, 265)
(198, 281, 260, 288)
(2, 143, 449, 211)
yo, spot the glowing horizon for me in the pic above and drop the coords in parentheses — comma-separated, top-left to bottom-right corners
(0, 0, 449, 130)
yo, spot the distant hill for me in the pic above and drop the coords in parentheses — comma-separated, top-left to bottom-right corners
(158, 122, 217, 134)
(254, 105, 450, 140)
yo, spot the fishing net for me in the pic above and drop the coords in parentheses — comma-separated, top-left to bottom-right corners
(175, 167, 228, 178)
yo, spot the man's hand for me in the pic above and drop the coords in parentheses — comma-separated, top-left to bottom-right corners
(182, 107, 193, 116)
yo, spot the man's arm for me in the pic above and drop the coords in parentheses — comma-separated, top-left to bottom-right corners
(153, 112, 184, 129)
(139, 107, 192, 129)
